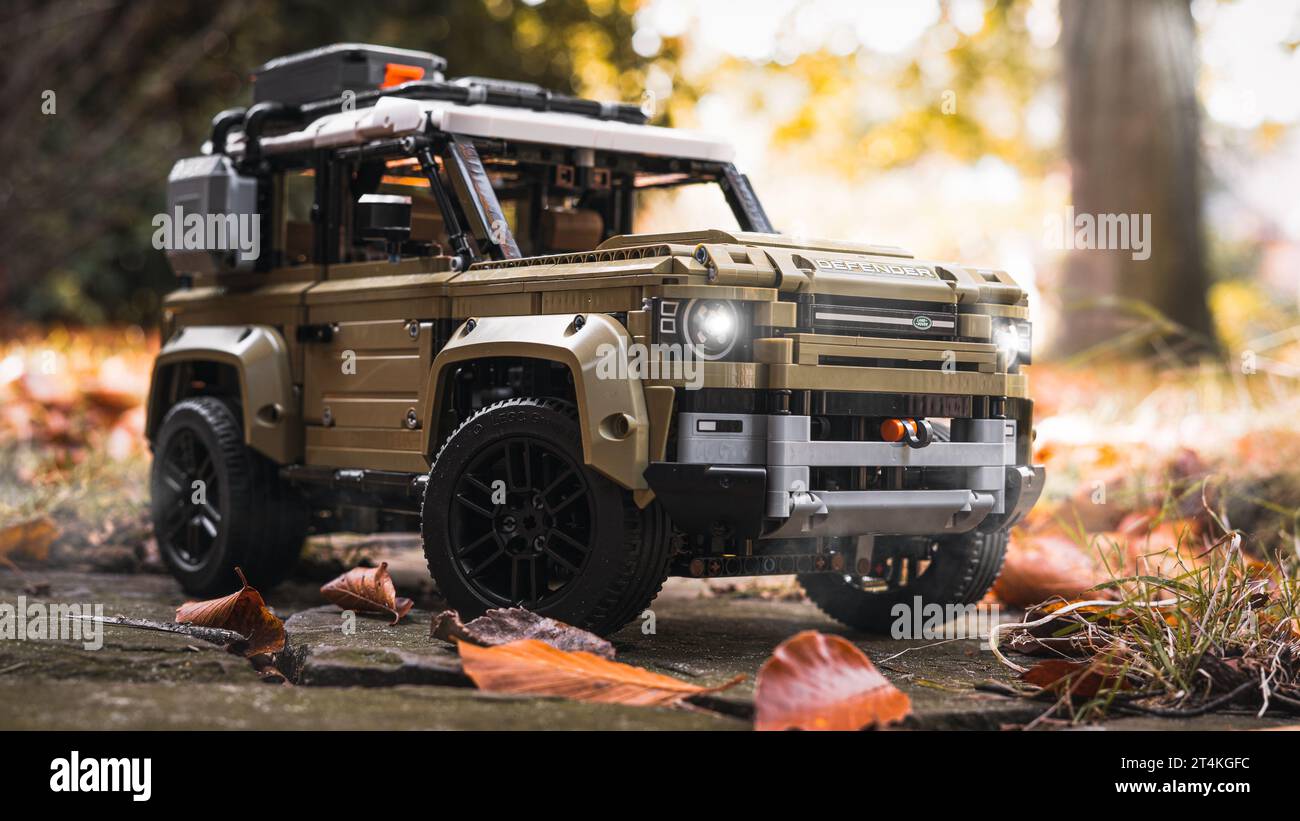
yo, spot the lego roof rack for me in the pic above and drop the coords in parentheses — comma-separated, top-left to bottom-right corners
(249, 42, 646, 125)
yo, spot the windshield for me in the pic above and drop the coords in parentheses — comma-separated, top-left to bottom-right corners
(337, 140, 772, 267)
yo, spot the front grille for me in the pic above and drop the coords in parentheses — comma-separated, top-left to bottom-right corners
(817, 355, 982, 372)
(789, 294, 958, 340)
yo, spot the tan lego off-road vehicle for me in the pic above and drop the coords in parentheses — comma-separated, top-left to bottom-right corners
(148, 44, 1043, 635)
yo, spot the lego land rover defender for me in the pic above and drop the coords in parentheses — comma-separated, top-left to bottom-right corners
(148, 43, 1043, 635)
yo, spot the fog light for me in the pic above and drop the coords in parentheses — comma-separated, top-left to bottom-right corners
(881, 418, 911, 442)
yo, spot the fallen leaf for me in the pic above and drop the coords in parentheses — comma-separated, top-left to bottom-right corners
(320, 562, 414, 624)
(993, 531, 1111, 608)
(431, 607, 615, 659)
(0, 517, 58, 566)
(1011, 601, 1117, 656)
(1020, 658, 1130, 698)
(176, 567, 284, 657)
(753, 631, 912, 731)
(458, 639, 743, 706)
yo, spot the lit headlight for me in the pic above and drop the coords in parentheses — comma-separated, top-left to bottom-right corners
(683, 299, 740, 360)
(994, 319, 1033, 366)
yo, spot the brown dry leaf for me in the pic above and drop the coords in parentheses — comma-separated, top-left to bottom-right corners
(0, 517, 58, 566)
(431, 607, 615, 659)
(993, 530, 1111, 609)
(1010, 600, 1179, 657)
(175, 567, 285, 657)
(753, 630, 912, 731)
(1115, 513, 1204, 577)
(1020, 658, 1130, 698)
(458, 639, 743, 706)
(320, 561, 414, 624)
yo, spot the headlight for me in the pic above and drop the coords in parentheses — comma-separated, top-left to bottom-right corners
(994, 319, 1032, 366)
(682, 299, 740, 361)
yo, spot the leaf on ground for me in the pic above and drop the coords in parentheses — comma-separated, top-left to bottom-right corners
(320, 562, 414, 624)
(0, 517, 58, 566)
(457, 639, 743, 706)
(1008, 601, 1120, 657)
(176, 567, 284, 657)
(993, 531, 1110, 609)
(1020, 658, 1130, 698)
(753, 630, 912, 731)
(431, 607, 615, 659)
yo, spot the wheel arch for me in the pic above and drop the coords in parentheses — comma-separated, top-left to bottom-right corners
(421, 313, 649, 490)
(147, 325, 301, 464)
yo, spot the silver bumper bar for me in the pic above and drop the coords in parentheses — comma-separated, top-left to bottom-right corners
(676, 412, 1043, 539)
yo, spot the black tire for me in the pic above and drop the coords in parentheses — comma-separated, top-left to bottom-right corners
(150, 397, 309, 595)
(799, 529, 1008, 634)
(421, 397, 673, 636)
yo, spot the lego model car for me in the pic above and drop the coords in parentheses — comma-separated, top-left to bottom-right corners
(147, 43, 1043, 635)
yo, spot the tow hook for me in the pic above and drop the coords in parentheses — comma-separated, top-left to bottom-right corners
(904, 419, 934, 448)
(881, 418, 934, 448)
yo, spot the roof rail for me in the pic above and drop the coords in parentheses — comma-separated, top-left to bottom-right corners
(296, 77, 648, 125)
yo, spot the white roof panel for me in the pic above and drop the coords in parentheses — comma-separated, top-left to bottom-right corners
(244, 97, 734, 163)
(428, 102, 734, 163)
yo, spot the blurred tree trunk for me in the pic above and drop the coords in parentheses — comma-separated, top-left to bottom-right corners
(1057, 0, 1216, 358)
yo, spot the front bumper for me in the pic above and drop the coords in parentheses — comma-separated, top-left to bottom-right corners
(645, 412, 1044, 540)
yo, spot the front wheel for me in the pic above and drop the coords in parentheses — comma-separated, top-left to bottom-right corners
(798, 529, 1008, 634)
(421, 398, 673, 636)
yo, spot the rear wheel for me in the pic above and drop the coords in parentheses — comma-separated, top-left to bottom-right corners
(798, 529, 1009, 634)
(421, 398, 673, 636)
(150, 397, 308, 595)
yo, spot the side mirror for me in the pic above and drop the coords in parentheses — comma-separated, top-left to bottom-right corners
(355, 194, 412, 261)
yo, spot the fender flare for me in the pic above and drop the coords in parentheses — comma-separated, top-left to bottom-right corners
(146, 325, 301, 464)
(420, 313, 649, 490)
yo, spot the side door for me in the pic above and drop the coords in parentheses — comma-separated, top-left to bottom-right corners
(300, 263, 452, 472)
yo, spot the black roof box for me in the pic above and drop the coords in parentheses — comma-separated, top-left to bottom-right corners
(252, 43, 447, 107)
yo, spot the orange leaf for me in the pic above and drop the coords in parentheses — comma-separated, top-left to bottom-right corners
(1021, 658, 1129, 698)
(320, 562, 413, 624)
(993, 531, 1109, 609)
(754, 631, 912, 731)
(0, 516, 57, 565)
(175, 567, 284, 657)
(458, 639, 743, 706)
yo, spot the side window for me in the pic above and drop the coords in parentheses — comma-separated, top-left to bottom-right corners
(280, 170, 315, 266)
(346, 160, 449, 262)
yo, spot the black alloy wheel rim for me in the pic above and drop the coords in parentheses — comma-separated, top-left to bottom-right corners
(155, 428, 223, 569)
(448, 436, 594, 607)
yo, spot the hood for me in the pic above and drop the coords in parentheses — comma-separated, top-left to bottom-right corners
(599, 229, 1026, 307)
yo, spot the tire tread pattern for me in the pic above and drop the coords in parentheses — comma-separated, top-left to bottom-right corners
(422, 397, 673, 635)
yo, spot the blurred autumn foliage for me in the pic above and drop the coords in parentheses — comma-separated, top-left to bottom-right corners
(0, 326, 157, 471)
(998, 358, 1300, 608)
(0, 327, 157, 572)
